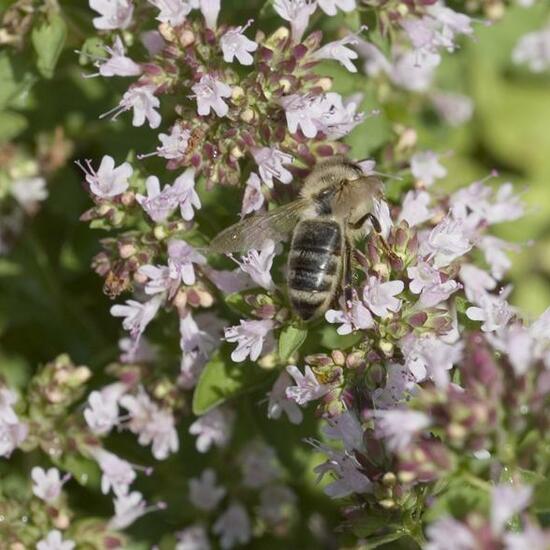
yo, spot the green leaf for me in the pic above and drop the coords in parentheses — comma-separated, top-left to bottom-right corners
(0, 52, 36, 110)
(350, 509, 398, 538)
(279, 325, 308, 362)
(533, 480, 550, 513)
(0, 259, 21, 276)
(31, 14, 67, 79)
(50, 452, 101, 490)
(0, 110, 27, 142)
(192, 347, 273, 415)
(318, 325, 363, 350)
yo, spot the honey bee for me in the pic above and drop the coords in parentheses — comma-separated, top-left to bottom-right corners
(210, 157, 385, 320)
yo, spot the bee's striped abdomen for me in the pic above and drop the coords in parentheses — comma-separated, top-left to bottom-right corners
(288, 219, 342, 320)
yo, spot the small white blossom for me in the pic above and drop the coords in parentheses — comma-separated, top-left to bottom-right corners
(220, 22, 258, 65)
(103, 85, 161, 128)
(512, 25, 550, 73)
(425, 517, 477, 550)
(372, 409, 431, 452)
(372, 363, 416, 409)
(156, 125, 191, 160)
(149, 0, 191, 26)
(90, 0, 133, 30)
(363, 276, 404, 318)
(240, 441, 280, 488)
(111, 295, 163, 342)
(97, 36, 141, 77)
(93, 449, 136, 496)
(192, 74, 232, 117)
(460, 264, 496, 303)
(36, 530, 75, 550)
(10, 177, 48, 211)
(241, 172, 265, 217)
(267, 370, 304, 424)
(273, 0, 317, 42)
(466, 295, 514, 332)
(77, 155, 132, 199)
(189, 468, 226, 511)
(431, 91, 474, 126)
(31, 467, 69, 503)
(491, 484, 532, 534)
(189, 407, 235, 453)
(423, 215, 472, 268)
(200, 0, 220, 29)
(213, 502, 251, 549)
(84, 382, 126, 435)
(503, 524, 550, 550)
(325, 298, 374, 335)
(224, 319, 274, 362)
(410, 150, 447, 186)
(0, 388, 18, 424)
(323, 410, 364, 452)
(285, 365, 331, 406)
(168, 239, 206, 287)
(176, 525, 211, 550)
(233, 239, 276, 290)
(478, 236, 518, 281)
(0, 418, 28, 458)
(313, 35, 359, 72)
(109, 490, 164, 530)
(252, 147, 293, 187)
(257, 485, 296, 525)
(399, 190, 432, 226)
(317, 0, 355, 16)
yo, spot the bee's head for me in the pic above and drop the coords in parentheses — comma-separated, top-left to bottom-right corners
(300, 157, 363, 199)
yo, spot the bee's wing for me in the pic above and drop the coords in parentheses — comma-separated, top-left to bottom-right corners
(210, 199, 309, 254)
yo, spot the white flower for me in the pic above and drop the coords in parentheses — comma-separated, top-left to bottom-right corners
(363, 276, 404, 317)
(224, 319, 274, 362)
(431, 91, 473, 126)
(325, 298, 374, 335)
(120, 387, 179, 460)
(273, 0, 317, 42)
(97, 36, 141, 77)
(77, 155, 132, 199)
(149, 0, 191, 26)
(84, 382, 126, 435)
(103, 85, 161, 128)
(199, 0, 220, 29)
(10, 177, 48, 210)
(313, 35, 359, 72)
(478, 236, 517, 281)
(168, 239, 206, 286)
(267, 370, 304, 424)
(486, 183, 525, 224)
(213, 502, 251, 549)
(371, 199, 393, 239)
(252, 147, 293, 187)
(317, 0, 355, 15)
(466, 295, 514, 332)
(503, 523, 550, 550)
(372, 409, 430, 452)
(110, 295, 163, 341)
(234, 239, 276, 290)
(372, 363, 416, 409)
(285, 365, 331, 406)
(410, 151, 447, 186)
(390, 49, 441, 92)
(512, 25, 550, 73)
(323, 410, 364, 452)
(423, 215, 472, 268)
(36, 530, 75, 550)
(179, 312, 217, 357)
(176, 525, 211, 550)
(90, 0, 133, 30)
(108, 490, 164, 530)
(31, 467, 69, 503)
(240, 441, 280, 488)
(156, 125, 190, 160)
(408, 261, 441, 295)
(94, 449, 136, 496)
(0, 418, 28, 458)
(189, 407, 235, 453)
(491, 484, 532, 534)
(257, 485, 296, 525)
(136, 176, 176, 222)
(192, 74, 232, 117)
(0, 387, 18, 423)
(459, 264, 496, 303)
(241, 172, 265, 217)
(399, 190, 432, 226)
(189, 469, 226, 511)
(425, 517, 476, 550)
(220, 22, 258, 65)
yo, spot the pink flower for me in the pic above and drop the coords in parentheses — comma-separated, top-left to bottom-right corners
(372, 409, 430, 452)
(325, 298, 374, 335)
(313, 35, 360, 72)
(0, 417, 28, 458)
(77, 155, 132, 198)
(213, 502, 251, 549)
(410, 151, 447, 186)
(102, 85, 161, 128)
(93, 448, 136, 496)
(189, 407, 235, 453)
(513, 26, 550, 73)
(399, 190, 432, 226)
(220, 22, 258, 65)
(31, 467, 69, 503)
(252, 147, 293, 187)
(156, 125, 191, 160)
(323, 411, 364, 452)
(422, 216, 472, 268)
(317, 0, 355, 16)
(110, 295, 163, 341)
(273, 0, 316, 42)
(36, 530, 75, 550)
(84, 382, 126, 435)
(109, 491, 165, 529)
(466, 295, 513, 332)
(233, 239, 276, 290)
(267, 371, 304, 425)
(285, 365, 331, 406)
(491, 484, 532, 534)
(199, 0, 220, 29)
(425, 517, 477, 550)
(431, 91, 473, 126)
(408, 261, 441, 295)
(241, 172, 265, 217)
(97, 36, 141, 77)
(459, 264, 496, 303)
(478, 236, 518, 281)
(90, 0, 133, 30)
(192, 74, 232, 117)
(149, 0, 191, 26)
(136, 176, 178, 222)
(168, 239, 206, 286)
(189, 468, 226, 511)
(224, 319, 274, 362)
(363, 276, 404, 317)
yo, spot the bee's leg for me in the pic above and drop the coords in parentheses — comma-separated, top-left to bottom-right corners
(342, 237, 354, 308)
(362, 213, 398, 260)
